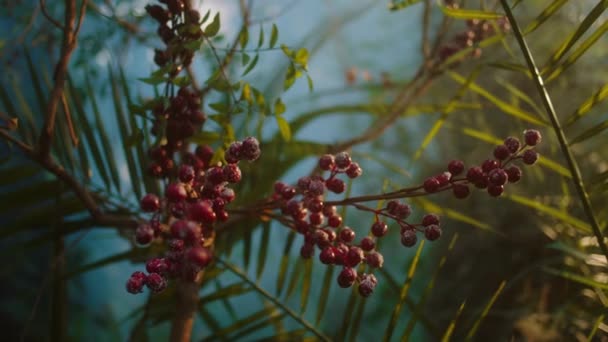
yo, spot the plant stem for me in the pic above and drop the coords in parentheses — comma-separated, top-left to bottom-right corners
(170, 278, 203, 342)
(500, 0, 608, 263)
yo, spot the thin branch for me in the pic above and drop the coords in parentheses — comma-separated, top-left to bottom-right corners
(421, 0, 432, 60)
(38, 0, 80, 158)
(40, 0, 64, 30)
(500, 0, 608, 263)
(60, 93, 78, 146)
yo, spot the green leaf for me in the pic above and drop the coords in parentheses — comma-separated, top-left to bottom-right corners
(569, 119, 608, 145)
(314, 266, 335, 325)
(242, 54, 259, 76)
(241, 53, 250, 66)
(198, 282, 252, 304)
(543, 267, 608, 290)
(299, 259, 313, 314)
(437, 0, 505, 19)
(523, 0, 569, 35)
(255, 223, 271, 280)
(441, 300, 467, 341)
(388, 0, 422, 11)
(274, 98, 286, 116)
(138, 75, 167, 86)
(505, 194, 591, 233)
(383, 240, 425, 341)
(239, 26, 248, 48)
(284, 63, 297, 90)
(204, 13, 221, 37)
(275, 116, 291, 141)
(466, 281, 506, 339)
(257, 25, 264, 48)
(276, 231, 296, 296)
(416, 198, 498, 234)
(201, 9, 211, 24)
(564, 83, 608, 127)
(294, 48, 309, 67)
(269, 24, 279, 49)
(306, 74, 314, 92)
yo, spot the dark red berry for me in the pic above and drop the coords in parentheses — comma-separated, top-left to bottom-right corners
(206, 166, 225, 184)
(366, 252, 384, 268)
(179, 165, 195, 183)
(493, 145, 511, 160)
(334, 152, 352, 169)
(307, 199, 324, 213)
(141, 194, 160, 212)
(223, 164, 242, 183)
(360, 237, 375, 251)
(274, 181, 287, 194)
(308, 179, 325, 196)
(146, 5, 170, 23)
(488, 168, 508, 186)
(522, 150, 538, 165)
(126, 272, 147, 294)
(504, 136, 521, 153)
(319, 247, 336, 264)
(146, 272, 167, 293)
(466, 166, 484, 183)
(328, 215, 342, 228)
(297, 176, 311, 192)
(314, 229, 330, 248)
(146, 258, 168, 274)
(452, 183, 470, 199)
(326, 178, 345, 194)
(166, 183, 187, 202)
(346, 163, 363, 178)
(424, 224, 442, 241)
(448, 160, 465, 175)
(188, 247, 212, 268)
(168, 239, 184, 251)
(309, 212, 324, 226)
(189, 200, 216, 223)
(195, 145, 214, 164)
(300, 243, 314, 259)
(337, 267, 357, 288)
(401, 230, 417, 247)
(339, 227, 356, 243)
(345, 246, 364, 267)
(482, 159, 500, 173)
(436, 172, 452, 186)
(505, 165, 522, 183)
(170, 220, 192, 239)
(220, 188, 236, 202)
(421, 213, 440, 227)
(225, 141, 242, 163)
(487, 184, 504, 197)
(524, 129, 542, 146)
(423, 177, 441, 193)
(394, 203, 412, 219)
(386, 200, 399, 215)
(371, 221, 388, 237)
(319, 154, 335, 171)
(241, 136, 261, 161)
(358, 274, 378, 297)
(135, 224, 155, 246)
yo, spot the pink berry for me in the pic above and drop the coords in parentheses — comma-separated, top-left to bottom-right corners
(141, 194, 160, 212)
(326, 178, 345, 194)
(448, 160, 465, 175)
(371, 221, 388, 237)
(188, 247, 213, 268)
(423, 177, 441, 193)
(337, 267, 357, 288)
(319, 154, 335, 171)
(241, 136, 261, 161)
(452, 183, 470, 199)
(339, 227, 356, 243)
(487, 184, 504, 197)
(504, 136, 521, 153)
(421, 214, 440, 227)
(319, 247, 336, 264)
(166, 183, 187, 202)
(126, 271, 147, 294)
(358, 274, 378, 297)
(360, 236, 375, 251)
(366, 251, 384, 268)
(522, 150, 538, 165)
(308, 179, 326, 196)
(334, 152, 352, 169)
(493, 145, 511, 160)
(524, 129, 542, 146)
(488, 168, 508, 186)
(424, 224, 442, 241)
(135, 224, 155, 246)
(146, 272, 167, 293)
(345, 163, 363, 178)
(225, 141, 242, 163)
(223, 164, 242, 183)
(506, 165, 522, 183)
(401, 230, 417, 247)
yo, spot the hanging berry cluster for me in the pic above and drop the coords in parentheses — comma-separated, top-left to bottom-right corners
(127, 137, 261, 294)
(268, 130, 542, 298)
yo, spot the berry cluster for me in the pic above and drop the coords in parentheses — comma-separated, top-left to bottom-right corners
(438, 16, 511, 63)
(146, 0, 202, 75)
(422, 129, 542, 199)
(126, 138, 261, 294)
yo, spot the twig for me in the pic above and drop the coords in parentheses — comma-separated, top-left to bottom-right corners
(38, 0, 80, 158)
(500, 0, 608, 263)
(40, 0, 64, 30)
(421, 0, 432, 60)
(60, 93, 78, 146)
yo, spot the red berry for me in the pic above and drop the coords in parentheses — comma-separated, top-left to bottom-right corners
(436, 172, 452, 186)
(421, 213, 440, 227)
(522, 150, 538, 165)
(423, 177, 441, 193)
(394, 203, 412, 219)
(313, 229, 330, 248)
(126, 272, 147, 294)
(334, 152, 352, 169)
(337, 267, 357, 288)
(308, 179, 326, 196)
(168, 239, 184, 251)
(466, 166, 484, 183)
(300, 243, 314, 259)
(297, 176, 311, 192)
(141, 194, 160, 212)
(319, 154, 335, 171)
(189, 200, 216, 223)
(178, 165, 195, 183)
(322, 228, 337, 242)
(188, 247, 213, 268)
(401, 230, 417, 247)
(166, 183, 187, 202)
(146, 272, 167, 293)
(448, 160, 465, 175)
(225, 141, 242, 163)
(504, 136, 521, 153)
(488, 168, 508, 186)
(452, 183, 470, 199)
(481, 159, 500, 173)
(322, 205, 337, 216)
(206, 166, 225, 184)
(493, 145, 511, 160)
(371, 221, 388, 237)
(358, 274, 378, 297)
(307, 199, 324, 213)
(309, 212, 324, 226)
(241, 136, 261, 161)
(326, 178, 345, 194)
(487, 184, 504, 197)
(524, 129, 542, 146)
(505, 165, 522, 183)
(424, 224, 442, 241)
(319, 247, 336, 264)
(195, 145, 214, 164)
(345, 246, 364, 267)
(170, 220, 192, 239)
(366, 251, 384, 268)
(220, 188, 236, 202)
(135, 224, 155, 246)
(223, 164, 242, 183)
(345, 163, 363, 178)
(146, 258, 168, 274)
(360, 236, 375, 251)
(339, 227, 356, 243)
(274, 181, 287, 194)
(386, 200, 399, 215)
(328, 215, 342, 228)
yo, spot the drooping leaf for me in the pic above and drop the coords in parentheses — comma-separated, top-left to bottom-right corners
(437, 0, 504, 19)
(564, 83, 608, 127)
(204, 13, 221, 37)
(441, 300, 467, 341)
(269, 24, 279, 49)
(255, 222, 271, 280)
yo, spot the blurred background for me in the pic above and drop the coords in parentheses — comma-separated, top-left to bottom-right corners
(0, 0, 607, 340)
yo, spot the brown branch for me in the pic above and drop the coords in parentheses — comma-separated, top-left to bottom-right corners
(421, 0, 432, 60)
(60, 93, 78, 146)
(169, 278, 203, 342)
(38, 0, 80, 158)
